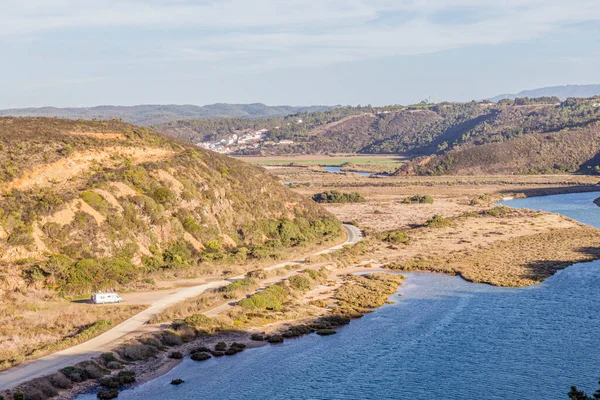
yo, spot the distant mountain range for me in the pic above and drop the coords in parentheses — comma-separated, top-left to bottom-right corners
(0, 103, 334, 126)
(488, 84, 600, 102)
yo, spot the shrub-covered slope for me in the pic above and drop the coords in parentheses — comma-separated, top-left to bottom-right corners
(398, 122, 600, 175)
(0, 117, 341, 295)
(156, 98, 600, 166)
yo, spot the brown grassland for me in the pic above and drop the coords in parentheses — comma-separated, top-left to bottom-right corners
(277, 166, 600, 286)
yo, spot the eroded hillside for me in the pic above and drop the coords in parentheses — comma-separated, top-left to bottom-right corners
(0, 117, 342, 296)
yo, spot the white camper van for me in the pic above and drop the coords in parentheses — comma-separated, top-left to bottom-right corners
(91, 291, 123, 304)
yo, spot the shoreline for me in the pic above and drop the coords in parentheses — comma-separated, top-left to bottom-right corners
(4, 266, 396, 400)
(75, 268, 399, 399)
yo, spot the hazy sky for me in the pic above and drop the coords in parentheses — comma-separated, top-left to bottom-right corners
(2, 0, 600, 108)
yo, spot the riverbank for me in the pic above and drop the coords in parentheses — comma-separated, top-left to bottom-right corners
(2, 264, 400, 400)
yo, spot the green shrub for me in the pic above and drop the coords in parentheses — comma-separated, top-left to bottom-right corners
(97, 389, 118, 400)
(160, 330, 182, 346)
(168, 352, 183, 359)
(316, 329, 337, 336)
(303, 269, 320, 280)
(60, 366, 89, 382)
(267, 335, 283, 343)
(50, 373, 73, 389)
(100, 353, 117, 364)
(190, 352, 211, 361)
(13, 393, 24, 400)
(402, 194, 433, 204)
(215, 342, 227, 351)
(81, 191, 109, 214)
(288, 274, 312, 292)
(382, 231, 410, 244)
(118, 343, 158, 361)
(153, 187, 175, 204)
(312, 190, 365, 203)
(424, 215, 453, 228)
(183, 314, 211, 330)
(481, 206, 511, 217)
(221, 277, 256, 293)
(238, 284, 289, 310)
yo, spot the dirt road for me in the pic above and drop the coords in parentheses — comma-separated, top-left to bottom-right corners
(0, 224, 361, 390)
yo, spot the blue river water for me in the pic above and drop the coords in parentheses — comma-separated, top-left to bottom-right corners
(323, 166, 373, 177)
(79, 191, 600, 400)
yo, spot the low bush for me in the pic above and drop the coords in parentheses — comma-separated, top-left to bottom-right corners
(214, 342, 227, 351)
(288, 274, 312, 292)
(480, 206, 512, 217)
(97, 389, 118, 400)
(105, 362, 122, 370)
(50, 373, 72, 389)
(282, 325, 313, 338)
(80, 361, 108, 379)
(401, 194, 433, 204)
(267, 335, 283, 343)
(250, 333, 264, 341)
(168, 352, 183, 359)
(314, 315, 352, 328)
(60, 366, 89, 383)
(13, 393, 24, 400)
(309, 299, 328, 308)
(238, 284, 289, 311)
(160, 330, 182, 346)
(316, 329, 337, 336)
(224, 342, 246, 355)
(219, 277, 258, 299)
(312, 190, 365, 204)
(99, 370, 135, 389)
(190, 352, 211, 362)
(424, 215, 453, 228)
(117, 343, 159, 361)
(117, 370, 135, 385)
(100, 353, 118, 365)
(382, 231, 410, 244)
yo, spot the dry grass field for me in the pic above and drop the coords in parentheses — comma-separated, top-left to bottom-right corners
(272, 166, 600, 286)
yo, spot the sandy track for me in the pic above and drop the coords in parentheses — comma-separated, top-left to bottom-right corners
(0, 225, 361, 390)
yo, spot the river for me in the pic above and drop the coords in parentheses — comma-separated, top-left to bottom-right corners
(78, 191, 600, 400)
(322, 166, 373, 177)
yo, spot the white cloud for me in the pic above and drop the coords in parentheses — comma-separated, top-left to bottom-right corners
(2, 0, 600, 70)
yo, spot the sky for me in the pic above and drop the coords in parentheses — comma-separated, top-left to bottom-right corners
(2, 0, 600, 109)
